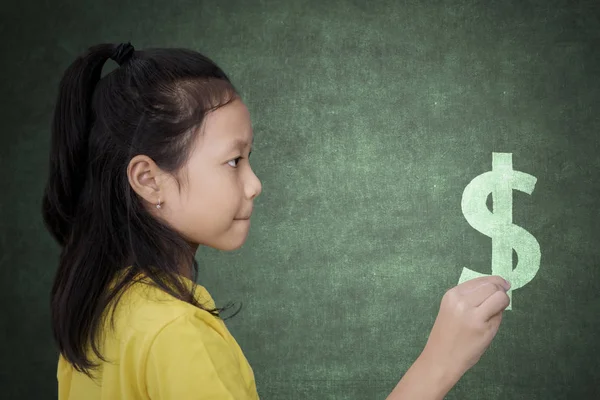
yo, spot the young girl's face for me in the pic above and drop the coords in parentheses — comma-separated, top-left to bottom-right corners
(128, 97, 262, 253)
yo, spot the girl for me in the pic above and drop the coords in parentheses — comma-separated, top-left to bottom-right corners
(42, 42, 511, 400)
(42, 42, 261, 399)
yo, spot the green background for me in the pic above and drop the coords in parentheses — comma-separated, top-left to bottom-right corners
(1, 0, 599, 398)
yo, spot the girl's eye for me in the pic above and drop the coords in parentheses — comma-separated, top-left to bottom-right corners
(228, 152, 252, 169)
(228, 157, 243, 168)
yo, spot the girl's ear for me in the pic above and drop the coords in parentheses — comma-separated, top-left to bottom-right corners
(127, 154, 163, 205)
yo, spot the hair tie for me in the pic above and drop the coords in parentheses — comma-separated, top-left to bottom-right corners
(110, 42, 135, 66)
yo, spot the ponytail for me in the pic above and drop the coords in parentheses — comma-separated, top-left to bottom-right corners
(42, 43, 116, 246)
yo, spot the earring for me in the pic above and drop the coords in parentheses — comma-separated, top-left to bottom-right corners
(156, 198, 162, 209)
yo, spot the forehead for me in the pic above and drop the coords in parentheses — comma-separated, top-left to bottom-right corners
(200, 99, 253, 148)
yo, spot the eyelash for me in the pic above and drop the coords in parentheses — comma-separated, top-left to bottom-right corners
(228, 152, 252, 168)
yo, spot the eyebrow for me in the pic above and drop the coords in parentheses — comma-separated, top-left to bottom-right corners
(228, 136, 254, 151)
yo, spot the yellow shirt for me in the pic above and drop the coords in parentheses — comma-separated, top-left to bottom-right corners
(57, 269, 259, 399)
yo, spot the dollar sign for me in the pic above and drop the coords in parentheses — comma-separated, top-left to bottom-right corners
(459, 152, 541, 310)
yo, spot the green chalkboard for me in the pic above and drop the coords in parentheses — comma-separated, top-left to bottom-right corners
(1, 0, 599, 398)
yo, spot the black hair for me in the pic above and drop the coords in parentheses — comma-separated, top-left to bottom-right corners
(41, 43, 242, 378)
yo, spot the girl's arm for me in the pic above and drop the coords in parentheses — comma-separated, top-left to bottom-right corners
(386, 347, 461, 400)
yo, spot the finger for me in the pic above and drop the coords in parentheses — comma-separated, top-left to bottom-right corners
(482, 312, 504, 345)
(458, 275, 509, 292)
(477, 289, 511, 321)
(462, 282, 506, 308)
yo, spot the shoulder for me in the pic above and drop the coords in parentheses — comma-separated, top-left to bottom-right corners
(110, 276, 220, 337)
(144, 311, 254, 399)
(103, 273, 258, 399)
(101, 276, 232, 369)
